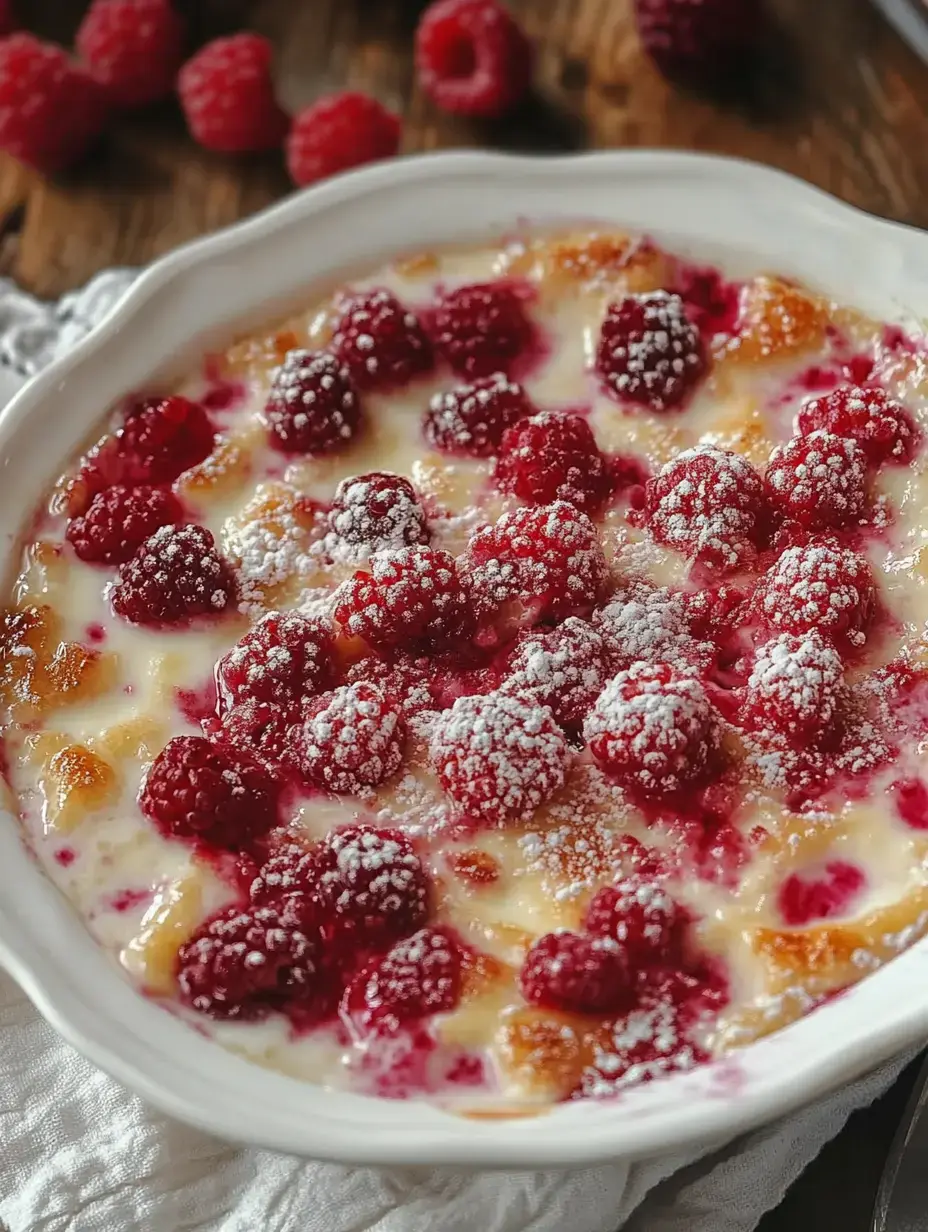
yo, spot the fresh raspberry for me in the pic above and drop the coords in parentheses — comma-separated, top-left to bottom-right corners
(65, 485, 182, 565)
(764, 431, 868, 530)
(293, 681, 406, 794)
(329, 287, 432, 391)
(286, 91, 400, 188)
(217, 610, 332, 708)
(430, 690, 569, 824)
(797, 385, 917, 465)
(117, 396, 215, 484)
(681, 583, 747, 639)
(500, 617, 608, 728)
(76, 0, 185, 108)
(494, 411, 613, 513)
(742, 632, 842, 739)
(111, 523, 236, 626)
(593, 584, 714, 675)
(0, 35, 107, 174)
(176, 903, 323, 1020)
(596, 291, 706, 412)
(584, 877, 683, 969)
(334, 545, 471, 651)
(465, 501, 608, 629)
(349, 927, 462, 1034)
(584, 661, 719, 793)
(214, 699, 298, 771)
(415, 0, 533, 118)
(344, 653, 439, 716)
(757, 540, 874, 647)
(424, 372, 534, 457)
(429, 281, 537, 379)
(321, 472, 429, 564)
(140, 735, 277, 848)
(264, 350, 361, 455)
(633, 0, 764, 88)
(645, 445, 767, 571)
(519, 931, 632, 1014)
(178, 33, 288, 153)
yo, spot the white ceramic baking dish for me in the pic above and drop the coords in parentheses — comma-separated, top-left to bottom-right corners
(2, 150, 928, 1167)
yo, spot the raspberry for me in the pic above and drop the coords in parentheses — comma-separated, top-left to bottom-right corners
(178, 33, 289, 153)
(112, 523, 236, 626)
(465, 501, 608, 629)
(321, 472, 429, 564)
(65, 485, 182, 565)
(350, 927, 462, 1034)
(215, 699, 297, 771)
(797, 385, 916, 465)
(519, 931, 632, 1014)
(293, 681, 406, 794)
(584, 877, 683, 969)
(764, 431, 868, 530)
(424, 372, 534, 457)
(217, 610, 332, 708)
(777, 860, 866, 927)
(176, 903, 323, 1020)
(328, 287, 431, 392)
(0, 35, 107, 174)
(117, 396, 215, 484)
(334, 545, 471, 651)
(593, 584, 714, 675)
(633, 0, 764, 88)
(415, 0, 533, 118)
(76, 0, 185, 108)
(597, 291, 706, 412)
(344, 653, 439, 716)
(758, 540, 874, 647)
(264, 350, 360, 455)
(140, 735, 277, 848)
(500, 617, 608, 728)
(742, 632, 843, 738)
(286, 91, 400, 188)
(584, 661, 719, 793)
(645, 445, 766, 571)
(430, 690, 569, 824)
(494, 411, 613, 512)
(429, 281, 536, 379)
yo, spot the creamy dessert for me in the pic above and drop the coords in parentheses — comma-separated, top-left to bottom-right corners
(4, 228, 928, 1110)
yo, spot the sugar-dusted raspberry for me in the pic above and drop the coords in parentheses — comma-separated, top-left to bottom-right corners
(0, 34, 107, 174)
(330, 288, 433, 391)
(743, 631, 842, 739)
(65, 485, 182, 565)
(350, 927, 462, 1033)
(500, 617, 608, 728)
(424, 372, 534, 457)
(293, 681, 406, 794)
(681, 582, 747, 639)
(519, 931, 632, 1014)
(217, 610, 332, 709)
(797, 385, 917, 465)
(111, 523, 236, 626)
(414, 0, 533, 118)
(215, 699, 298, 771)
(178, 33, 289, 153)
(645, 445, 766, 571)
(315, 824, 429, 945)
(140, 735, 277, 848)
(334, 545, 470, 650)
(494, 411, 613, 512)
(633, 0, 764, 88)
(596, 291, 707, 412)
(344, 653, 439, 716)
(176, 902, 323, 1020)
(286, 92, 400, 188)
(429, 281, 536, 379)
(465, 501, 608, 629)
(321, 472, 429, 564)
(117, 395, 215, 485)
(584, 876, 683, 969)
(757, 540, 874, 647)
(76, 0, 185, 108)
(264, 350, 361, 455)
(430, 690, 569, 824)
(584, 661, 719, 793)
(593, 584, 714, 675)
(764, 431, 868, 530)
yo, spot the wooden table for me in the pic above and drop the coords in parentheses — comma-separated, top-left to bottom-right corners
(11, 0, 928, 1226)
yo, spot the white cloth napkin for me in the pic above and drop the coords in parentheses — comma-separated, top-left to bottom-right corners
(0, 267, 913, 1232)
